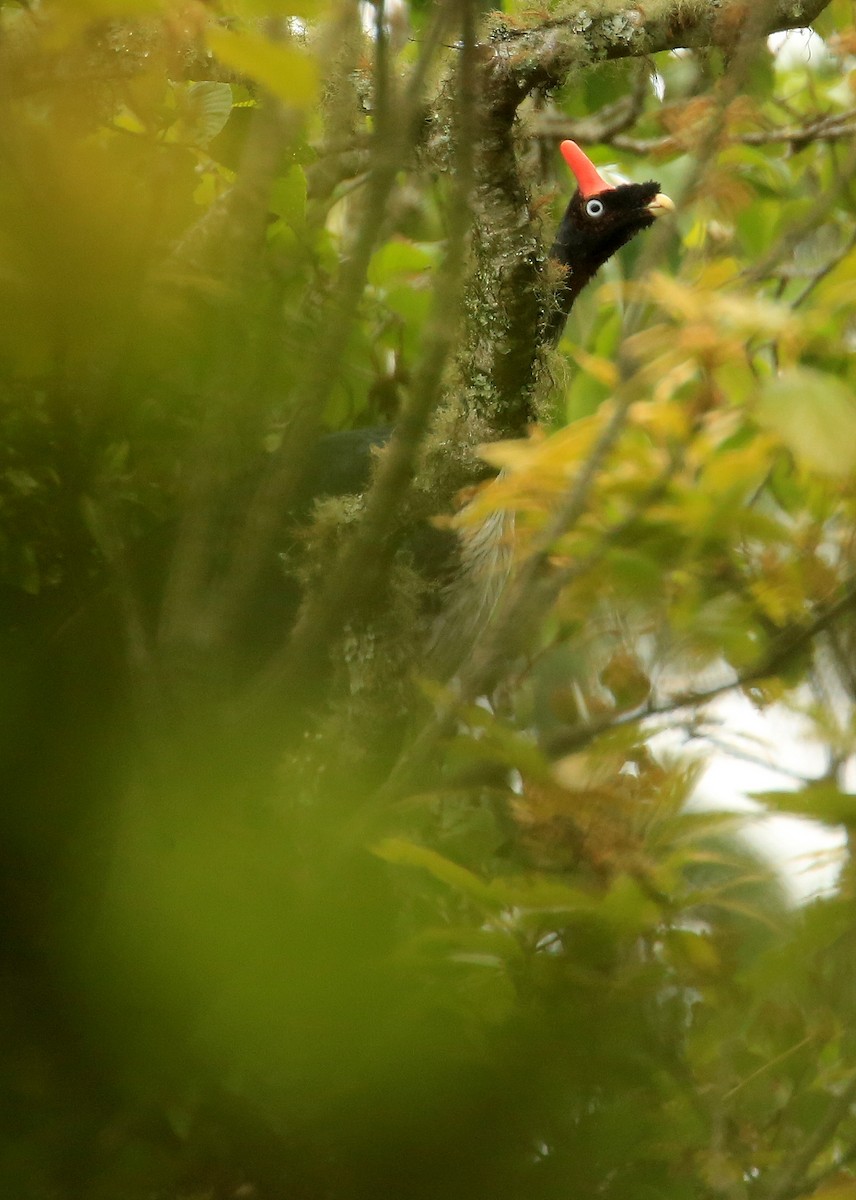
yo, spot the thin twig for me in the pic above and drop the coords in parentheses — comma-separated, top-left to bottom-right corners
(742, 135, 856, 286)
(791, 224, 856, 308)
(764, 1071, 856, 1200)
(605, 117, 856, 155)
(544, 574, 856, 759)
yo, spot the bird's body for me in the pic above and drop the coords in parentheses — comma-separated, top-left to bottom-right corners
(303, 142, 674, 670)
(298, 142, 672, 540)
(428, 142, 673, 670)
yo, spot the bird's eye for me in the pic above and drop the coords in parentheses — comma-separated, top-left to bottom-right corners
(585, 198, 605, 218)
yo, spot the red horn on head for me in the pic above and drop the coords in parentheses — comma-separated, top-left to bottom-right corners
(560, 140, 611, 197)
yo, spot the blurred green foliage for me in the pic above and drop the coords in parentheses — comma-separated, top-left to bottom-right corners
(2, 1, 856, 1198)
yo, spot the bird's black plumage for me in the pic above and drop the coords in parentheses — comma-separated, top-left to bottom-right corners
(546, 152, 672, 344)
(550, 181, 666, 286)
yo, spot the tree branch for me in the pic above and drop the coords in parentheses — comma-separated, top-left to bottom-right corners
(543, 574, 856, 760)
(764, 1071, 856, 1200)
(486, 0, 833, 97)
(531, 114, 856, 155)
(244, 2, 479, 713)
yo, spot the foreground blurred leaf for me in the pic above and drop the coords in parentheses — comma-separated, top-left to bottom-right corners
(373, 837, 502, 908)
(207, 28, 318, 107)
(752, 783, 856, 827)
(757, 368, 856, 477)
(373, 838, 597, 915)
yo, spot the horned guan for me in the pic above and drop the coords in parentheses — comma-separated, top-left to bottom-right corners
(306, 139, 673, 506)
(547, 139, 673, 339)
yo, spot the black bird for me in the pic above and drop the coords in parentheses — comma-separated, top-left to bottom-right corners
(309, 139, 674, 501)
(547, 139, 674, 342)
(427, 141, 674, 665)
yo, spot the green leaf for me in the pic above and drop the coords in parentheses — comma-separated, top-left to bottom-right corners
(368, 239, 435, 287)
(751, 782, 856, 827)
(179, 82, 233, 145)
(604, 548, 664, 601)
(373, 838, 597, 916)
(692, 593, 765, 666)
(757, 368, 856, 477)
(372, 838, 501, 908)
(4, 468, 39, 495)
(736, 199, 780, 255)
(491, 875, 596, 915)
(230, 0, 323, 15)
(270, 164, 307, 229)
(599, 875, 661, 935)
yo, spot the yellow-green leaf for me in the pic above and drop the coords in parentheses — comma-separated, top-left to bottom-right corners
(757, 368, 856, 478)
(229, 0, 322, 15)
(372, 838, 500, 908)
(751, 782, 856, 827)
(206, 28, 318, 108)
(372, 838, 597, 916)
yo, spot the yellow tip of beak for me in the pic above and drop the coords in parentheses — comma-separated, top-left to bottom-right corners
(647, 193, 675, 216)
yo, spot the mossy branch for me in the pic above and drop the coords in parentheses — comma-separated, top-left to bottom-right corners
(485, 0, 833, 95)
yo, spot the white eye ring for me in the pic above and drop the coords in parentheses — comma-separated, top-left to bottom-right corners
(585, 197, 605, 218)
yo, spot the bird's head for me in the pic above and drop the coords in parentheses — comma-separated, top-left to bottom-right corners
(550, 139, 674, 301)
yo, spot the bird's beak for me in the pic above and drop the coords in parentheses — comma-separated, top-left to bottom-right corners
(646, 193, 675, 217)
